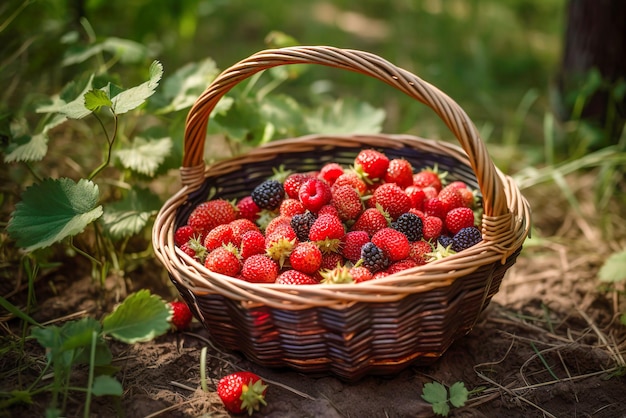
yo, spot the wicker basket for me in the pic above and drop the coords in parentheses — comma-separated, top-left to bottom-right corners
(152, 46, 531, 381)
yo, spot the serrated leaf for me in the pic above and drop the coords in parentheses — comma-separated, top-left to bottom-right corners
(421, 382, 448, 405)
(61, 318, 102, 351)
(37, 75, 96, 119)
(152, 58, 219, 113)
(115, 136, 172, 176)
(91, 375, 123, 397)
(110, 61, 163, 114)
(448, 381, 469, 408)
(305, 97, 385, 134)
(85, 89, 112, 112)
(7, 178, 102, 252)
(431, 401, 450, 417)
(4, 114, 67, 163)
(102, 289, 171, 343)
(100, 37, 148, 64)
(599, 250, 626, 283)
(101, 187, 162, 239)
(258, 94, 306, 139)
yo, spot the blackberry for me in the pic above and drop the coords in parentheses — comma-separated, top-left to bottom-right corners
(452, 226, 482, 252)
(360, 242, 390, 273)
(437, 235, 454, 249)
(291, 211, 317, 241)
(391, 212, 423, 242)
(251, 180, 284, 210)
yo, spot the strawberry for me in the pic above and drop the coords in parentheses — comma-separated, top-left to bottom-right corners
(373, 183, 412, 220)
(354, 149, 389, 181)
(279, 198, 305, 217)
(174, 225, 196, 247)
(438, 185, 465, 213)
(386, 259, 419, 274)
(264, 215, 293, 236)
(320, 252, 344, 271)
(458, 187, 476, 208)
(168, 301, 193, 330)
(276, 270, 319, 285)
(340, 230, 370, 262)
(204, 246, 241, 277)
(412, 167, 447, 192)
(371, 227, 410, 262)
(404, 186, 426, 211)
(180, 237, 208, 262)
(284, 172, 314, 199)
(179, 242, 198, 259)
(188, 199, 237, 235)
(289, 242, 323, 274)
(350, 266, 374, 283)
(445, 207, 476, 235)
(241, 254, 279, 283)
(239, 230, 266, 259)
(217, 371, 268, 415)
(203, 224, 235, 251)
(229, 218, 260, 238)
(265, 231, 297, 268)
(318, 162, 344, 185)
(317, 204, 340, 218)
(320, 264, 354, 284)
(308, 214, 345, 253)
(422, 216, 443, 241)
(331, 185, 363, 221)
(236, 196, 260, 221)
(408, 240, 433, 265)
(332, 171, 368, 195)
(384, 158, 414, 189)
(423, 197, 446, 219)
(299, 177, 332, 213)
(351, 206, 389, 237)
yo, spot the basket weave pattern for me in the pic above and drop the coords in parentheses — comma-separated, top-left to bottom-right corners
(153, 46, 531, 381)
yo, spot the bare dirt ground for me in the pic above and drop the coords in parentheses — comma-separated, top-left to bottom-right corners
(3, 172, 626, 417)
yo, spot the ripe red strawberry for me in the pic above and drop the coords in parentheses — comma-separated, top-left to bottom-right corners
(438, 185, 465, 213)
(188, 199, 237, 235)
(229, 218, 259, 238)
(422, 185, 439, 200)
(276, 270, 319, 285)
(332, 171, 367, 195)
(384, 158, 414, 189)
(239, 230, 266, 259)
(320, 252, 344, 271)
(179, 242, 198, 259)
(408, 240, 433, 265)
(174, 225, 196, 247)
(241, 254, 279, 283)
(317, 204, 340, 218)
(308, 214, 345, 253)
(371, 227, 410, 261)
(386, 259, 419, 274)
(217, 371, 268, 415)
(445, 207, 476, 234)
(289, 242, 323, 274)
(458, 187, 476, 208)
(404, 186, 426, 211)
(318, 162, 344, 185)
(279, 198, 305, 217)
(423, 197, 446, 219)
(351, 206, 389, 237)
(236, 196, 260, 221)
(413, 167, 446, 192)
(331, 185, 363, 221)
(203, 224, 235, 251)
(354, 149, 389, 181)
(284, 173, 314, 199)
(320, 264, 355, 284)
(422, 216, 443, 241)
(350, 266, 373, 283)
(340, 230, 370, 262)
(265, 231, 297, 268)
(373, 183, 412, 220)
(168, 301, 193, 330)
(205, 246, 241, 277)
(264, 215, 293, 236)
(299, 177, 332, 213)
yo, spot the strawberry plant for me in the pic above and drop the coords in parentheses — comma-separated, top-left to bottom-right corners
(421, 380, 471, 417)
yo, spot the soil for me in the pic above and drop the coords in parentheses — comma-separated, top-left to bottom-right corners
(2, 174, 626, 418)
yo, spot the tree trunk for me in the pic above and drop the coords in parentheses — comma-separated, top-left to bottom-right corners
(557, 0, 626, 146)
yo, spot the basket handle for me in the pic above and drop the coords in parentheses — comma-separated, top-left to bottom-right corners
(183, 46, 509, 218)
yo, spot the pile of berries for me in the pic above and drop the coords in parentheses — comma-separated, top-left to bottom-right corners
(174, 149, 483, 285)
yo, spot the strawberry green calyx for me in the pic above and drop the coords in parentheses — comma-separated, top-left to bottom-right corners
(314, 237, 342, 254)
(265, 236, 297, 268)
(426, 242, 456, 262)
(320, 265, 354, 284)
(240, 378, 268, 415)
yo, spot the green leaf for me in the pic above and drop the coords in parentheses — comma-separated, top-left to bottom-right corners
(101, 187, 162, 239)
(258, 94, 306, 139)
(115, 136, 172, 176)
(110, 61, 163, 114)
(91, 375, 123, 397)
(100, 37, 149, 64)
(61, 318, 102, 351)
(599, 250, 626, 283)
(4, 114, 67, 163)
(152, 58, 220, 113)
(37, 75, 96, 119)
(305, 97, 385, 134)
(102, 290, 171, 343)
(448, 381, 469, 408)
(422, 381, 450, 416)
(431, 401, 450, 417)
(85, 89, 112, 112)
(7, 178, 103, 252)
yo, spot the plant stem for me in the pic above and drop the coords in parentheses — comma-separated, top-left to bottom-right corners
(200, 347, 208, 392)
(88, 110, 118, 181)
(83, 330, 98, 418)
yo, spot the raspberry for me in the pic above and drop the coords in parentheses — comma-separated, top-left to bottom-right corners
(236, 196, 260, 221)
(391, 212, 423, 242)
(251, 180, 285, 210)
(299, 177, 332, 213)
(318, 162, 344, 185)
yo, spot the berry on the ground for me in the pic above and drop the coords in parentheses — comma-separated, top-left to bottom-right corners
(168, 301, 193, 330)
(217, 371, 268, 415)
